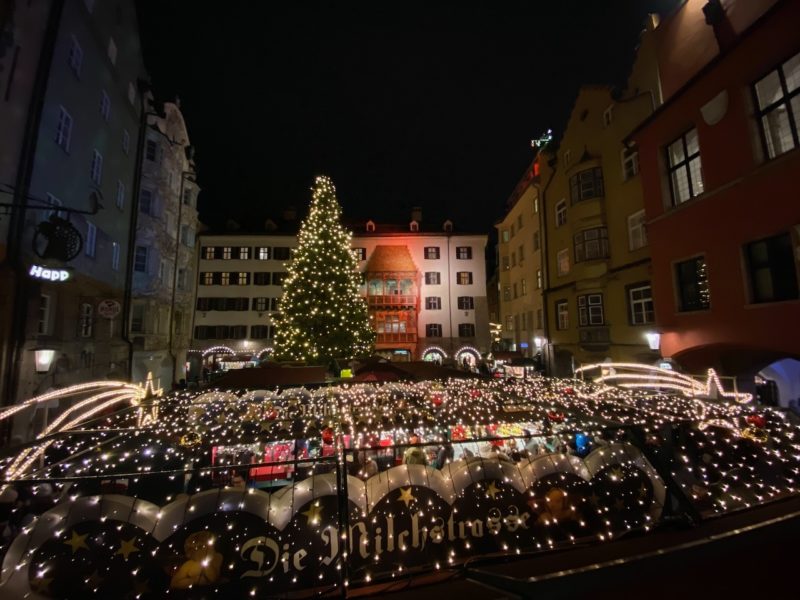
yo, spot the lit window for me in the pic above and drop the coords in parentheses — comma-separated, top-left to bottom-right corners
(574, 227, 609, 262)
(536, 269, 542, 289)
(675, 256, 711, 311)
(456, 246, 472, 259)
(203, 246, 216, 260)
(222, 247, 232, 260)
(239, 247, 250, 260)
(503, 286, 511, 301)
(353, 247, 366, 261)
(202, 272, 214, 285)
(425, 272, 441, 285)
(556, 300, 568, 330)
(424, 246, 440, 259)
(220, 272, 230, 286)
(79, 303, 93, 337)
(628, 284, 654, 324)
(555, 199, 567, 227)
(557, 249, 569, 276)
(456, 271, 472, 285)
(667, 128, 704, 205)
(237, 272, 249, 285)
(578, 293, 604, 326)
(744, 233, 799, 303)
(754, 51, 800, 159)
(257, 247, 270, 260)
(502, 230, 510, 243)
(628, 210, 647, 250)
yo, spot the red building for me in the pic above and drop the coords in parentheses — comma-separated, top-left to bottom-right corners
(631, 0, 800, 403)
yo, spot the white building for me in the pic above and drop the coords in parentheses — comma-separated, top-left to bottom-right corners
(190, 209, 490, 373)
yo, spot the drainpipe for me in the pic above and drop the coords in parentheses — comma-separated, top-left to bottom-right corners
(539, 159, 556, 376)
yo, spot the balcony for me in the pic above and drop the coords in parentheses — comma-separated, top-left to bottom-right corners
(367, 294, 417, 308)
(376, 332, 417, 344)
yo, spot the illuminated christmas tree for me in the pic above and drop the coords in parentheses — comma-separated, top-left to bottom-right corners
(273, 175, 375, 364)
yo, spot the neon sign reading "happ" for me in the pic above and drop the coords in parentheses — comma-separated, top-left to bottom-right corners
(29, 264, 70, 282)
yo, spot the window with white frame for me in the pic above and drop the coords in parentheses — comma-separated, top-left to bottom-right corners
(503, 285, 511, 301)
(424, 246, 440, 259)
(569, 167, 604, 203)
(122, 129, 130, 155)
(536, 269, 542, 289)
(557, 248, 569, 276)
(622, 146, 639, 180)
(457, 296, 474, 310)
(628, 284, 654, 324)
(79, 303, 93, 337)
(100, 90, 110, 121)
(456, 271, 472, 285)
(131, 304, 144, 333)
(628, 210, 647, 250)
(257, 247, 270, 260)
(425, 296, 441, 310)
(555, 199, 567, 227)
(201, 272, 213, 285)
(44, 193, 64, 221)
(85, 222, 96, 257)
(203, 247, 216, 260)
(68, 36, 83, 77)
(667, 128, 704, 205)
(38, 294, 51, 335)
(521, 278, 527, 296)
(139, 189, 153, 215)
(574, 227, 609, 262)
(177, 268, 188, 291)
(458, 323, 475, 337)
(90, 150, 103, 184)
(55, 107, 72, 152)
(239, 247, 250, 260)
(456, 246, 472, 259)
(754, 51, 800, 159)
(425, 272, 441, 285)
(502, 230, 510, 243)
(506, 314, 514, 331)
(112, 241, 120, 271)
(180, 225, 194, 247)
(578, 293, 604, 326)
(556, 300, 568, 330)
(426, 323, 442, 337)
(220, 272, 230, 286)
(116, 180, 125, 209)
(134, 246, 148, 272)
(353, 247, 366, 261)
(222, 247, 232, 260)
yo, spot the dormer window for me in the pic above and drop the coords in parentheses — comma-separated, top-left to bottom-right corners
(366, 220, 376, 232)
(443, 220, 453, 232)
(410, 220, 419, 232)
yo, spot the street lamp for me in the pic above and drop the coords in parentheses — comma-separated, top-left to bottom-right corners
(533, 336, 545, 350)
(645, 332, 661, 352)
(33, 348, 56, 373)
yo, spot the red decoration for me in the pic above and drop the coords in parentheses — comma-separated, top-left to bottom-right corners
(746, 414, 766, 428)
(451, 425, 466, 441)
(547, 411, 565, 423)
(469, 389, 482, 398)
(322, 427, 334, 445)
(563, 387, 575, 395)
(265, 410, 278, 420)
(430, 394, 443, 407)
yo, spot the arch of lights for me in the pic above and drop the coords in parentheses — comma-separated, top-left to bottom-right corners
(201, 345, 236, 357)
(1, 373, 797, 596)
(421, 345, 448, 360)
(454, 345, 481, 363)
(255, 347, 274, 359)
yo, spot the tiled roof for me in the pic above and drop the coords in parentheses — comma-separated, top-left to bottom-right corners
(364, 245, 418, 273)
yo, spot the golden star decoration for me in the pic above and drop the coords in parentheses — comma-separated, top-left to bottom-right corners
(64, 530, 89, 554)
(485, 481, 500, 500)
(302, 502, 322, 525)
(608, 467, 624, 481)
(115, 537, 140, 560)
(398, 487, 416, 508)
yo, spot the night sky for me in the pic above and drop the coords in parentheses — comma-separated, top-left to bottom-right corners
(136, 0, 679, 233)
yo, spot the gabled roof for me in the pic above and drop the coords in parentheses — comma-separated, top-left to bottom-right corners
(364, 245, 418, 273)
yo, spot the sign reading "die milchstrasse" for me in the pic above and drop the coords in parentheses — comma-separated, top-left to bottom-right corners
(29, 264, 70, 282)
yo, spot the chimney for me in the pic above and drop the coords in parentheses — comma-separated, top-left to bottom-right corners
(410, 206, 422, 223)
(282, 206, 297, 221)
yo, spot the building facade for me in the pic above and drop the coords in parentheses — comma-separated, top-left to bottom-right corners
(495, 161, 545, 357)
(190, 212, 490, 371)
(0, 0, 146, 437)
(540, 21, 662, 376)
(631, 0, 800, 402)
(130, 100, 200, 388)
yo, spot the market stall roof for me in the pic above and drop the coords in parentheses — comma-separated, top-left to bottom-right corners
(212, 363, 328, 388)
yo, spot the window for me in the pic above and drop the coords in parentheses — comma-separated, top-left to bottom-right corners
(521, 278, 527, 296)
(38, 294, 51, 335)
(667, 128, 704, 205)
(510, 223, 515, 237)
(425, 272, 441, 285)
(239, 247, 250, 260)
(202, 246, 216, 260)
(230, 325, 247, 339)
(627, 210, 647, 251)
(122, 129, 130, 155)
(182, 188, 193, 206)
(503, 286, 511, 301)
(517, 214, 523, 229)
(139, 189, 153, 215)
(569, 168, 604, 203)
(603, 105, 613, 127)
(536, 308, 543, 329)
(90, 150, 103, 184)
(85, 222, 96, 257)
(744, 233, 799, 303)
(458, 323, 475, 337)
(517, 245, 524, 263)
(201, 272, 213, 285)
(220, 272, 231, 286)
(159, 259, 170, 286)
(44, 193, 64, 221)
(353, 247, 366, 261)
(556, 300, 569, 330)
(273, 247, 291, 260)
(622, 146, 639, 180)
(272, 272, 286, 286)
(506, 315, 514, 331)
(177, 268, 188, 290)
(68, 36, 83, 77)
(557, 249, 569, 276)
(456, 272, 472, 285)
(251, 325, 270, 339)
(513, 282, 518, 299)
(502, 230, 510, 243)
(79, 303, 93, 337)
(115, 180, 125, 210)
(100, 90, 110, 121)
(424, 246, 440, 259)
(628, 284, 655, 325)
(221, 246, 232, 260)
(574, 227, 609, 262)
(174, 311, 183, 336)
(533, 197, 539, 213)
(55, 107, 72, 152)
(145, 139, 157, 161)
(107, 37, 117, 65)
(257, 247, 270, 260)
(456, 246, 472, 259)
(533, 231, 540, 251)
(254, 272, 271, 285)
(578, 294, 604, 326)
(458, 296, 474, 310)
(502, 256, 510, 270)
(252, 297, 269, 311)
(511, 252, 516, 267)
(426, 323, 442, 337)
(536, 269, 542, 289)
(675, 256, 711, 311)
(180, 225, 194, 247)
(555, 199, 567, 227)
(754, 51, 800, 159)
(236, 272, 249, 285)
(134, 246, 148, 272)
(425, 297, 442, 310)
(112, 241, 120, 271)
(130, 304, 145, 333)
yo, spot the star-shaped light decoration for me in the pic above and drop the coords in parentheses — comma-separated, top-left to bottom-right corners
(134, 372, 164, 427)
(64, 530, 89, 554)
(608, 467, 624, 482)
(115, 537, 140, 560)
(485, 481, 500, 500)
(302, 501, 322, 525)
(398, 487, 416, 508)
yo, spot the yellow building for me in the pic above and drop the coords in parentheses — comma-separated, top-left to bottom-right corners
(540, 21, 662, 375)
(495, 161, 545, 357)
